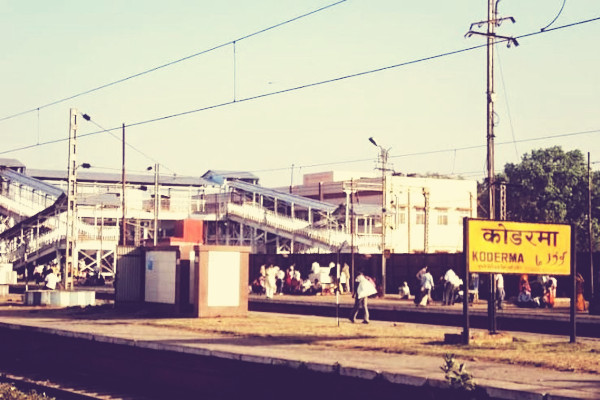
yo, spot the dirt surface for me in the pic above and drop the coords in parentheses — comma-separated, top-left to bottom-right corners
(1, 296, 599, 376)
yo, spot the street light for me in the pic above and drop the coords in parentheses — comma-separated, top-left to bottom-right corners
(64, 154, 91, 291)
(369, 137, 390, 296)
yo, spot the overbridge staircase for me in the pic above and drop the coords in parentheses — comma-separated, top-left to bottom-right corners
(222, 181, 380, 253)
(0, 168, 119, 275)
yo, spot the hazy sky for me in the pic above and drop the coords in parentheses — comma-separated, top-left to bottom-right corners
(2, 0, 599, 187)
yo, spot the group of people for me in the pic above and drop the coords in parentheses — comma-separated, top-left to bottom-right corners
(516, 274, 558, 309)
(414, 266, 466, 307)
(252, 262, 588, 316)
(250, 262, 352, 299)
(31, 263, 60, 290)
(412, 266, 508, 308)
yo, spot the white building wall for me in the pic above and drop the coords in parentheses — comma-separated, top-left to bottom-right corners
(386, 176, 476, 253)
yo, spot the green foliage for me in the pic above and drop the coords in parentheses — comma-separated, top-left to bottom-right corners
(0, 383, 55, 400)
(480, 146, 600, 250)
(440, 353, 476, 391)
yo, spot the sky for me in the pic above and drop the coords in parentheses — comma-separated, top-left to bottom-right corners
(1, 0, 599, 187)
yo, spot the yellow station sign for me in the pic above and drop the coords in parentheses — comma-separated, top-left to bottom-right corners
(467, 219, 571, 275)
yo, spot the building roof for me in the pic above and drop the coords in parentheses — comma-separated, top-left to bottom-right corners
(0, 158, 25, 169)
(202, 170, 259, 184)
(0, 167, 64, 198)
(28, 169, 215, 188)
(333, 203, 381, 216)
(78, 193, 121, 207)
(228, 180, 337, 213)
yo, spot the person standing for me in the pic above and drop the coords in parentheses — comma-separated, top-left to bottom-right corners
(495, 273, 505, 310)
(418, 268, 434, 306)
(44, 268, 60, 290)
(576, 273, 587, 312)
(340, 264, 350, 294)
(350, 272, 377, 324)
(264, 265, 277, 299)
(276, 267, 285, 295)
(443, 268, 461, 306)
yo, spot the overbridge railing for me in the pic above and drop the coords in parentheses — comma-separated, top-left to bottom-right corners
(226, 202, 381, 251)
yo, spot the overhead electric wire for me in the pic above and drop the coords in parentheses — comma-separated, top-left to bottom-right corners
(84, 116, 178, 175)
(0, 0, 347, 123)
(541, 0, 568, 31)
(249, 127, 600, 175)
(1, 16, 599, 159)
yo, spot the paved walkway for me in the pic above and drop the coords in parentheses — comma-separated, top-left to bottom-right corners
(0, 299, 598, 400)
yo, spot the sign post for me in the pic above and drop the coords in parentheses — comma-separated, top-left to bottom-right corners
(464, 219, 573, 341)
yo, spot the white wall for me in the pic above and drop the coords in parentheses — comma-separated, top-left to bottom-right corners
(206, 251, 240, 307)
(387, 176, 476, 253)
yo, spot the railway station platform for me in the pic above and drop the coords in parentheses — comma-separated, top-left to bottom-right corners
(0, 295, 598, 399)
(248, 292, 600, 338)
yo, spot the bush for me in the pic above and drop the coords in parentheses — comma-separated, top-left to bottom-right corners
(440, 353, 476, 392)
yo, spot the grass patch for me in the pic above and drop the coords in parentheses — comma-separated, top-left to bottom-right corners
(139, 313, 600, 374)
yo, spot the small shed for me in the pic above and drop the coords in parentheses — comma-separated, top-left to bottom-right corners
(116, 244, 249, 318)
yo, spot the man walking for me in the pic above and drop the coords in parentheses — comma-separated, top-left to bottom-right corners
(350, 272, 377, 324)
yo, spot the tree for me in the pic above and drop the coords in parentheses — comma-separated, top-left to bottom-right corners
(498, 146, 600, 250)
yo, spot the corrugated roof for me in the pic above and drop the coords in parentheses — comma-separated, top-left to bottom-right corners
(0, 167, 64, 198)
(78, 193, 121, 207)
(227, 180, 337, 213)
(28, 169, 215, 187)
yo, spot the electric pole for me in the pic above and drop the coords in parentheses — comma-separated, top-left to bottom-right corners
(423, 188, 430, 253)
(121, 123, 126, 246)
(466, 1, 517, 334)
(64, 108, 78, 291)
(154, 163, 160, 246)
(589, 153, 594, 296)
(369, 137, 392, 296)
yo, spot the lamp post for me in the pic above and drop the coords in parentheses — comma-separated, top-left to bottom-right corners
(65, 108, 96, 290)
(369, 137, 390, 296)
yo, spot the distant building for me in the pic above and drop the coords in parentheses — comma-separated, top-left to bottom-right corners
(285, 171, 477, 253)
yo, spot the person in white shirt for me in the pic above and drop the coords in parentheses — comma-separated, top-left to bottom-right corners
(44, 269, 60, 290)
(495, 273, 505, 309)
(418, 269, 434, 306)
(398, 281, 411, 299)
(443, 269, 463, 306)
(264, 265, 277, 299)
(350, 272, 377, 324)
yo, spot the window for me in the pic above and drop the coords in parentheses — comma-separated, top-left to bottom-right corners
(437, 209, 448, 225)
(415, 209, 425, 225)
(397, 207, 406, 224)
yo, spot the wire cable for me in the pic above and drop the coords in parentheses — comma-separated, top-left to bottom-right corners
(84, 116, 178, 176)
(250, 128, 600, 174)
(541, 0, 567, 31)
(1, 16, 599, 158)
(0, 0, 347, 123)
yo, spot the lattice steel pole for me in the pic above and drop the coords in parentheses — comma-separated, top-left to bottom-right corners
(499, 183, 507, 221)
(64, 108, 78, 291)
